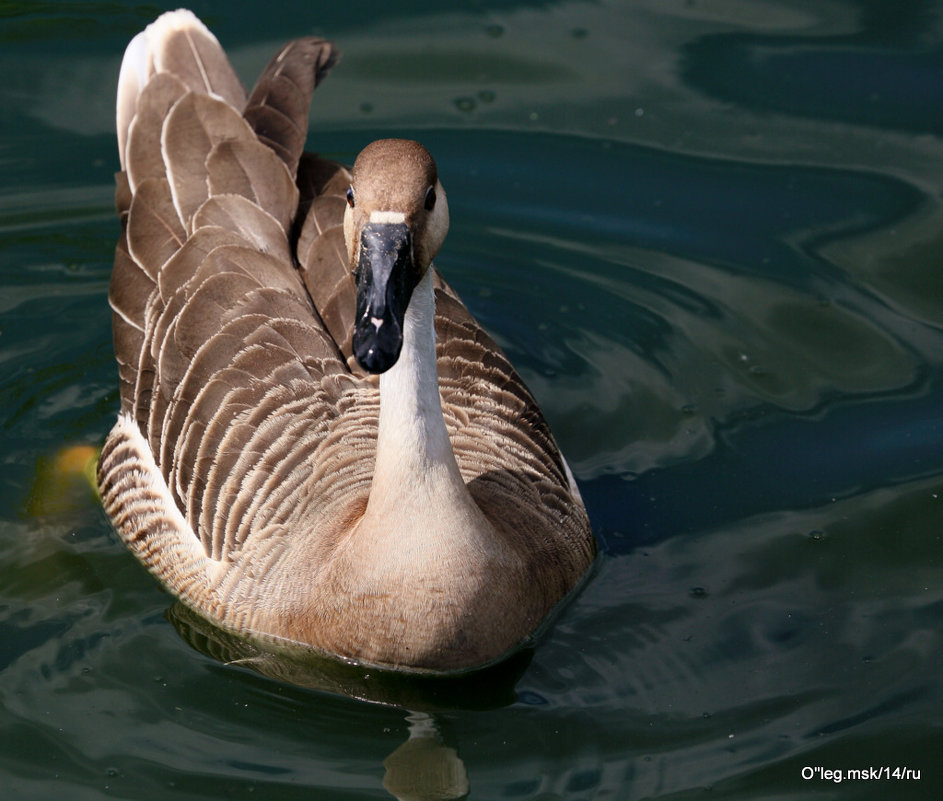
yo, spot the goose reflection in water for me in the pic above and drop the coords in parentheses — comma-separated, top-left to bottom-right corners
(168, 602, 535, 800)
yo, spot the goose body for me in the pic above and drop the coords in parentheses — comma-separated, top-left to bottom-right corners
(98, 10, 595, 673)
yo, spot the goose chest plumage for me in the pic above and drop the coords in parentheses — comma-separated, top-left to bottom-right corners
(98, 9, 596, 673)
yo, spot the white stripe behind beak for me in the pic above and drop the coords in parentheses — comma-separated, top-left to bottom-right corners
(369, 210, 407, 224)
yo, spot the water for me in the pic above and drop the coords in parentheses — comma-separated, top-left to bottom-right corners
(2, 1, 942, 798)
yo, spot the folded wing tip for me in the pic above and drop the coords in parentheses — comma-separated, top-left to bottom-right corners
(117, 9, 239, 168)
(147, 8, 214, 41)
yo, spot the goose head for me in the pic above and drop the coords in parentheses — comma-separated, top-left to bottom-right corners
(344, 139, 449, 374)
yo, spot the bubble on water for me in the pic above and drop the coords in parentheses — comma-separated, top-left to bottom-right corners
(454, 96, 476, 113)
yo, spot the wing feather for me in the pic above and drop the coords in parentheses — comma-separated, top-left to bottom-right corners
(125, 177, 186, 280)
(161, 93, 258, 230)
(157, 226, 251, 302)
(294, 155, 360, 371)
(125, 73, 187, 192)
(243, 38, 339, 177)
(110, 231, 150, 412)
(206, 138, 299, 235)
(192, 194, 293, 264)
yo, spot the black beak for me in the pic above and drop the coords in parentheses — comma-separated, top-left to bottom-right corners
(353, 221, 416, 374)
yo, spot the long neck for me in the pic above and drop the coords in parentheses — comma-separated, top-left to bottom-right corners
(353, 268, 515, 599)
(366, 269, 468, 515)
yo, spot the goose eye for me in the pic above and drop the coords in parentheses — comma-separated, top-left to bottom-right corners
(424, 186, 436, 211)
(346, 186, 355, 208)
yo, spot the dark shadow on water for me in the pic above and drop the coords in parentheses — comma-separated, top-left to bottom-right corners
(167, 601, 530, 712)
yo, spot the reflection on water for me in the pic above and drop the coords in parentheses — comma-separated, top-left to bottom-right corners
(382, 713, 469, 801)
(178, 602, 479, 801)
(2, 0, 943, 798)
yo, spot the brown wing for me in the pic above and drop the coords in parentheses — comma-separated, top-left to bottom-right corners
(107, 15, 364, 565)
(433, 282, 594, 574)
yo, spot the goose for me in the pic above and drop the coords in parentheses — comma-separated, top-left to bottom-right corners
(98, 9, 595, 674)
